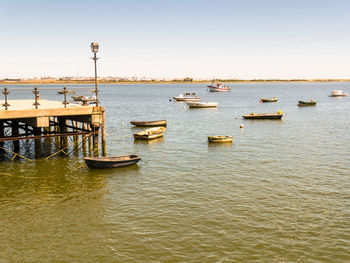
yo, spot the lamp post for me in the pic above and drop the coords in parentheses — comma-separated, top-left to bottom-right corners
(90, 42, 99, 106)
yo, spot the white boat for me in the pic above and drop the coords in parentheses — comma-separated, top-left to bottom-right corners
(133, 127, 166, 140)
(173, 92, 200, 101)
(330, 90, 347, 97)
(207, 82, 231, 92)
(187, 101, 218, 108)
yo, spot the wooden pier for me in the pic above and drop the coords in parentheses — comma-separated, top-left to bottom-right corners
(0, 93, 106, 160)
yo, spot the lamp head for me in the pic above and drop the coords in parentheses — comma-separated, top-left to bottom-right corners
(90, 42, 99, 53)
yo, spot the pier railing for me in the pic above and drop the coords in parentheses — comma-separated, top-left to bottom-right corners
(1, 86, 96, 110)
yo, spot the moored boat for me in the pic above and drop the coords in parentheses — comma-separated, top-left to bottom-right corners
(130, 120, 167, 127)
(133, 127, 166, 140)
(72, 95, 97, 103)
(84, 155, 141, 169)
(58, 90, 76, 95)
(208, 135, 233, 143)
(330, 90, 347, 97)
(173, 92, 200, 101)
(260, 97, 278, 103)
(187, 101, 218, 108)
(243, 111, 284, 119)
(72, 95, 85, 101)
(207, 82, 231, 92)
(298, 100, 316, 106)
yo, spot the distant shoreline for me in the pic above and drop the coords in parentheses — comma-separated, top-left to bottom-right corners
(1, 79, 350, 85)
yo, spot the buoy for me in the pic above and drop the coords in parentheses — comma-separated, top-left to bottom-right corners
(121, 122, 125, 127)
(240, 124, 244, 129)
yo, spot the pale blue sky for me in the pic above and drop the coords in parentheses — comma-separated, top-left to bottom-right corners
(1, 0, 350, 79)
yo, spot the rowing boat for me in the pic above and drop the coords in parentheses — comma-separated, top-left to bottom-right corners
(130, 120, 167, 127)
(260, 97, 277, 103)
(133, 127, 166, 140)
(187, 102, 218, 108)
(298, 100, 316, 106)
(243, 111, 284, 119)
(84, 155, 141, 169)
(208, 135, 233, 143)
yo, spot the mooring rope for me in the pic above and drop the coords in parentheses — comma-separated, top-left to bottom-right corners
(64, 134, 91, 157)
(0, 145, 35, 162)
(66, 162, 87, 175)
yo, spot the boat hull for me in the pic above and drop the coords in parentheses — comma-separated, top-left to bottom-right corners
(130, 120, 167, 127)
(72, 96, 84, 101)
(84, 155, 141, 169)
(208, 86, 231, 92)
(261, 98, 277, 102)
(133, 133, 164, 140)
(330, 94, 347, 97)
(174, 97, 200, 101)
(58, 91, 76, 95)
(187, 102, 218, 108)
(330, 90, 348, 97)
(298, 100, 316, 106)
(133, 127, 166, 140)
(208, 136, 233, 143)
(243, 114, 284, 119)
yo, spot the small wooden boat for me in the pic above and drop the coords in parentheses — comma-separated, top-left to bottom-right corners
(207, 82, 231, 92)
(173, 92, 200, 101)
(243, 111, 284, 119)
(187, 102, 218, 108)
(260, 97, 277, 103)
(58, 90, 76, 95)
(84, 155, 141, 169)
(72, 95, 85, 101)
(298, 100, 316, 106)
(72, 95, 97, 103)
(133, 127, 166, 140)
(130, 120, 167, 127)
(208, 135, 233, 143)
(330, 90, 347, 97)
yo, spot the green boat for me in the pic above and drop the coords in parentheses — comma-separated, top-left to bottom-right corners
(298, 100, 316, 106)
(243, 110, 284, 120)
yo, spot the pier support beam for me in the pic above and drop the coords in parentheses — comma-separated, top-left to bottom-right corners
(0, 121, 4, 146)
(101, 109, 106, 156)
(12, 121, 20, 153)
(58, 118, 68, 149)
(90, 123, 99, 157)
(33, 127, 42, 159)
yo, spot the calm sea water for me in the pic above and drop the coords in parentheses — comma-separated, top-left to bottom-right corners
(0, 82, 349, 262)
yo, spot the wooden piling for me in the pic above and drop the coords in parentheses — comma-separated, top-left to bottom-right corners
(0, 121, 4, 144)
(12, 120, 20, 153)
(33, 127, 42, 159)
(92, 124, 99, 157)
(101, 109, 106, 156)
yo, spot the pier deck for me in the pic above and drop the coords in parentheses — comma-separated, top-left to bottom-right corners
(0, 99, 106, 157)
(0, 100, 96, 120)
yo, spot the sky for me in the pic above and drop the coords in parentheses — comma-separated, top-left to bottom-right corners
(1, 0, 350, 79)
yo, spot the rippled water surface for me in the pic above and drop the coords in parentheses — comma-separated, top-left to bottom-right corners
(1, 83, 350, 262)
